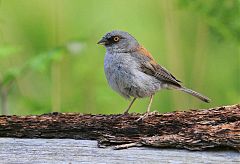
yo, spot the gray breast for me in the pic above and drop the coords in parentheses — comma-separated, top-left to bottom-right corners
(104, 52, 162, 99)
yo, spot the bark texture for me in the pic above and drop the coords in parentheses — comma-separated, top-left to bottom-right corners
(0, 104, 239, 151)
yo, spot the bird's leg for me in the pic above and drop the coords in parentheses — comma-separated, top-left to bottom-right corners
(137, 95, 154, 121)
(146, 95, 154, 113)
(123, 97, 137, 114)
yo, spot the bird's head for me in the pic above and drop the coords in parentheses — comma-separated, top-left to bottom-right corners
(97, 30, 139, 53)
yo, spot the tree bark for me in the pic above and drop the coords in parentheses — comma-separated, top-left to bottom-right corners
(0, 104, 239, 151)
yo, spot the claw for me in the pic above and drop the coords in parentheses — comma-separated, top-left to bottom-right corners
(136, 112, 149, 122)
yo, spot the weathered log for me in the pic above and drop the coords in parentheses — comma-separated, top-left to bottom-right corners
(0, 104, 239, 151)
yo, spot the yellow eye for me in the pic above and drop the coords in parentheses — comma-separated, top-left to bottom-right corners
(113, 36, 120, 42)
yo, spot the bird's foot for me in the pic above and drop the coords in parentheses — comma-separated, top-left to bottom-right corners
(151, 110, 159, 115)
(136, 112, 149, 122)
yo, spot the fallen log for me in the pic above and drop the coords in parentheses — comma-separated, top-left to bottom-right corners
(0, 104, 239, 151)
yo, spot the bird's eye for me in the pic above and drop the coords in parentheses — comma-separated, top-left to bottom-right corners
(113, 36, 120, 42)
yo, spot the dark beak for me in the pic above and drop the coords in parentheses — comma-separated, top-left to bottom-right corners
(97, 37, 108, 45)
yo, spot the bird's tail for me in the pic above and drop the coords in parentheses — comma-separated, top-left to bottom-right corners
(175, 86, 210, 103)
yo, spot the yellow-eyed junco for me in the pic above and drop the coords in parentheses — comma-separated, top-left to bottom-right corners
(98, 30, 210, 118)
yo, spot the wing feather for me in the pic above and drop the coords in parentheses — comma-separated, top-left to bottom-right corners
(132, 46, 181, 87)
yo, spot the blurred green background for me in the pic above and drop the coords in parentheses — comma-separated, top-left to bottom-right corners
(0, 0, 239, 115)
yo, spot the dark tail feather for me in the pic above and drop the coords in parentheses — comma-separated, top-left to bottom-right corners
(177, 86, 211, 103)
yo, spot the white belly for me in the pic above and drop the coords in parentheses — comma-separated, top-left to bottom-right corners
(104, 52, 162, 98)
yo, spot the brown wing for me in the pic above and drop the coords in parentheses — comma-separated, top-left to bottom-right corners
(135, 46, 181, 87)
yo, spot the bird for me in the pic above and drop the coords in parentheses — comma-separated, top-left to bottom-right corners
(97, 30, 210, 119)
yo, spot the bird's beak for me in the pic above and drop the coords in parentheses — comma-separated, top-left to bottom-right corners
(97, 37, 108, 45)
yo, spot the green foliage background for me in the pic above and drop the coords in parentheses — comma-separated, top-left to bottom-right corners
(0, 0, 239, 115)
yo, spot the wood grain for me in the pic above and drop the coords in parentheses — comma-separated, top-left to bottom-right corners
(0, 138, 239, 163)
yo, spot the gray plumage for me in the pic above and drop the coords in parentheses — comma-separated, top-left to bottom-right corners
(104, 50, 164, 99)
(98, 30, 210, 112)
